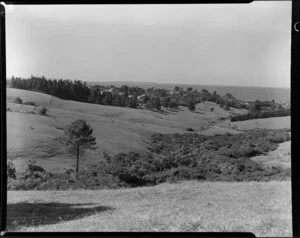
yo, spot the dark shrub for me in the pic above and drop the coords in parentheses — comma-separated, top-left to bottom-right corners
(210, 107, 214, 112)
(102, 152, 158, 186)
(169, 101, 179, 109)
(24, 101, 37, 106)
(186, 128, 194, 132)
(167, 166, 206, 181)
(145, 97, 161, 110)
(27, 161, 46, 174)
(13, 97, 22, 104)
(38, 107, 48, 115)
(7, 160, 16, 179)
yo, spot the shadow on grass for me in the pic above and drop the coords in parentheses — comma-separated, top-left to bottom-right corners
(7, 202, 114, 231)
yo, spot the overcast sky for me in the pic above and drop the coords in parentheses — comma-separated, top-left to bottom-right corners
(6, 2, 291, 88)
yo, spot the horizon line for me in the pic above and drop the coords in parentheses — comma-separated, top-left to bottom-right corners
(6, 76, 290, 90)
(91, 80, 290, 89)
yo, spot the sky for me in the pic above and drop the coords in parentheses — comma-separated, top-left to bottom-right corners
(5, 2, 291, 88)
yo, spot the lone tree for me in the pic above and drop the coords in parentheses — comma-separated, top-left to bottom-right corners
(61, 119, 96, 175)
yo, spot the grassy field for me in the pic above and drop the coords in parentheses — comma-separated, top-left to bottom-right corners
(7, 88, 246, 173)
(220, 116, 291, 131)
(6, 88, 292, 236)
(7, 180, 292, 236)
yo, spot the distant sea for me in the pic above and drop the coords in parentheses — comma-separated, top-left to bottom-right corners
(86, 81, 290, 103)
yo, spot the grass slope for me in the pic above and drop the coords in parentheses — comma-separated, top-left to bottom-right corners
(7, 181, 292, 236)
(251, 141, 291, 169)
(220, 116, 291, 131)
(7, 88, 245, 173)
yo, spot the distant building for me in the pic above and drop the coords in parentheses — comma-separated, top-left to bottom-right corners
(137, 94, 146, 102)
(137, 94, 146, 100)
(100, 88, 116, 94)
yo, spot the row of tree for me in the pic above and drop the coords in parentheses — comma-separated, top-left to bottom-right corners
(141, 96, 180, 111)
(10, 76, 281, 113)
(10, 76, 90, 102)
(231, 108, 290, 122)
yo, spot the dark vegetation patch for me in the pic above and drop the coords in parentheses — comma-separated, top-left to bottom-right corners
(38, 107, 48, 116)
(7, 129, 291, 190)
(13, 97, 23, 104)
(186, 128, 195, 132)
(8, 161, 122, 190)
(231, 109, 290, 122)
(23, 101, 37, 106)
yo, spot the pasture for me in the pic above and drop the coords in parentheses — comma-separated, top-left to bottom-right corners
(6, 88, 292, 236)
(7, 88, 245, 173)
(7, 181, 292, 236)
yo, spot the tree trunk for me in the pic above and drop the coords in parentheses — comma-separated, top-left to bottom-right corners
(76, 144, 80, 176)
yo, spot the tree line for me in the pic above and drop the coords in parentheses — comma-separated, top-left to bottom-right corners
(8, 76, 239, 111)
(231, 108, 291, 122)
(10, 76, 90, 102)
(10, 76, 144, 108)
(9, 75, 285, 113)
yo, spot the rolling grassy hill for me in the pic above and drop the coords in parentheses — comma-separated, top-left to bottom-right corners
(6, 88, 292, 236)
(7, 88, 247, 173)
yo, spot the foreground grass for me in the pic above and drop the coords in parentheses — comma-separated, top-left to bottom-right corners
(7, 181, 291, 236)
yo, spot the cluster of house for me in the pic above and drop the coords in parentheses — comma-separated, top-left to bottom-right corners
(95, 86, 291, 110)
(99, 87, 137, 99)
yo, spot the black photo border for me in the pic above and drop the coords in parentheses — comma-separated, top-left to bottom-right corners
(0, 0, 299, 237)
